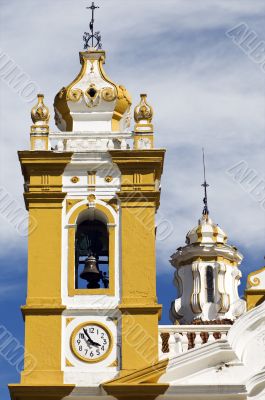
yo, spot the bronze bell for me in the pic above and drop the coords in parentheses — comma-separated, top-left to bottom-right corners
(80, 255, 100, 288)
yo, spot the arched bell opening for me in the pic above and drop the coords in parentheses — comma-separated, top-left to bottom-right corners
(75, 209, 110, 290)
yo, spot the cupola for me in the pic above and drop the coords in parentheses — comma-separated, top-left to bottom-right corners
(170, 155, 246, 324)
(54, 50, 132, 133)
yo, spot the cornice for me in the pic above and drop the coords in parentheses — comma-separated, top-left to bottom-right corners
(8, 384, 75, 400)
(18, 151, 73, 164)
(103, 358, 168, 385)
(18, 151, 73, 181)
(24, 192, 67, 209)
(109, 149, 165, 170)
(117, 190, 161, 204)
(118, 304, 162, 315)
(171, 244, 242, 267)
(21, 304, 66, 318)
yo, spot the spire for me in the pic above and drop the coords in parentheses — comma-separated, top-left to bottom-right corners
(201, 148, 209, 216)
(83, 2, 102, 50)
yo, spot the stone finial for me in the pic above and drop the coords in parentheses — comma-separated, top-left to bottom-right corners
(134, 94, 153, 124)
(30, 94, 50, 150)
(31, 94, 50, 125)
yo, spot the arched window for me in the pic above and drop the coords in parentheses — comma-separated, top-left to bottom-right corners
(75, 218, 109, 290)
(206, 266, 214, 303)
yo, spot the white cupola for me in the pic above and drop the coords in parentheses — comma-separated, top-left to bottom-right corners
(54, 50, 132, 133)
(170, 213, 246, 324)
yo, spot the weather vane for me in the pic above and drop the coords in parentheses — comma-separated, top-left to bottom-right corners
(83, 2, 102, 50)
(201, 148, 209, 216)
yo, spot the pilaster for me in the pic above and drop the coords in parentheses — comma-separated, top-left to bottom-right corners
(110, 149, 165, 371)
(17, 151, 72, 385)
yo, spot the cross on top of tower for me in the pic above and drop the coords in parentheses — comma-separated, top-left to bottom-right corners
(87, 1, 99, 11)
(201, 148, 209, 216)
(83, 1, 102, 50)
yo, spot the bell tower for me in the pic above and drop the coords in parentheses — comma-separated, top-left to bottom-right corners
(9, 17, 165, 399)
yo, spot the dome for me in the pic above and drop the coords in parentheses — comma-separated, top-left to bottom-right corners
(185, 214, 228, 245)
(54, 50, 132, 133)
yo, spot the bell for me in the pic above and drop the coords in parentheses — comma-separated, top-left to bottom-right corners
(80, 255, 100, 288)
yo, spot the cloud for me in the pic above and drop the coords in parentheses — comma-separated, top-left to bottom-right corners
(0, 0, 264, 276)
(0, 282, 24, 300)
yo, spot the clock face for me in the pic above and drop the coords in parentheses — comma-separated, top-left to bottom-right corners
(70, 322, 112, 363)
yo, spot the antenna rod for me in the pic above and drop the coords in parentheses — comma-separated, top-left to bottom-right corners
(201, 148, 209, 216)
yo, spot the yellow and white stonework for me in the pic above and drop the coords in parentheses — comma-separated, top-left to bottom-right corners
(245, 265, 265, 310)
(9, 48, 167, 400)
(9, 47, 265, 400)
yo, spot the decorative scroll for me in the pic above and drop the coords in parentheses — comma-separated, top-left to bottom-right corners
(191, 262, 202, 313)
(102, 87, 116, 102)
(217, 263, 230, 313)
(67, 89, 82, 102)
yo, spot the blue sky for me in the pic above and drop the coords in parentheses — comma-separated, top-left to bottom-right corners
(0, 0, 265, 399)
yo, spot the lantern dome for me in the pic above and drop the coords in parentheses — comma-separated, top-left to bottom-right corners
(54, 50, 132, 133)
(185, 214, 228, 245)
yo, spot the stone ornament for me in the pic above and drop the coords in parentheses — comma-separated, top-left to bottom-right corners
(31, 94, 50, 125)
(134, 94, 153, 123)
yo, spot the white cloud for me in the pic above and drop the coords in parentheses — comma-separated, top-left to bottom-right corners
(0, 0, 264, 276)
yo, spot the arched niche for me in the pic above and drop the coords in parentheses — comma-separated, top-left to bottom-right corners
(206, 265, 214, 303)
(67, 202, 116, 296)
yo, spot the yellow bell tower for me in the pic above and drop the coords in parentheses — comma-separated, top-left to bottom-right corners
(9, 42, 166, 398)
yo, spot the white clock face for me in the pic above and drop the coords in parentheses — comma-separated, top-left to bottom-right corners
(70, 322, 112, 363)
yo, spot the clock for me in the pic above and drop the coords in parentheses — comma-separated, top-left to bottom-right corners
(70, 321, 113, 363)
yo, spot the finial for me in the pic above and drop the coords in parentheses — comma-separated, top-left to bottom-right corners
(83, 2, 102, 50)
(201, 148, 209, 216)
(133, 94, 154, 148)
(134, 94, 153, 124)
(30, 94, 50, 150)
(31, 94, 50, 125)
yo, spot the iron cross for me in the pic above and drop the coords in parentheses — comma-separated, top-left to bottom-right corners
(83, 2, 102, 50)
(86, 2, 99, 47)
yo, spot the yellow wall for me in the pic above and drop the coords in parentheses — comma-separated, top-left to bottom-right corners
(110, 149, 165, 372)
(17, 151, 72, 386)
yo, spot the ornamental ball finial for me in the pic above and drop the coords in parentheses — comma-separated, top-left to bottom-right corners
(134, 94, 153, 124)
(31, 94, 50, 125)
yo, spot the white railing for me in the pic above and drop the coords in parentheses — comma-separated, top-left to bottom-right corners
(49, 131, 133, 152)
(158, 324, 231, 359)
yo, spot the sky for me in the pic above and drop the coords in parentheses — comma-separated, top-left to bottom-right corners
(0, 0, 265, 398)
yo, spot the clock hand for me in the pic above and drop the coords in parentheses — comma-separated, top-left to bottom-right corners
(82, 328, 93, 348)
(83, 329, 95, 344)
(83, 328, 100, 347)
(83, 339, 92, 349)
(83, 328, 94, 343)
(91, 339, 100, 347)
(83, 328, 90, 340)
